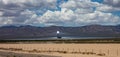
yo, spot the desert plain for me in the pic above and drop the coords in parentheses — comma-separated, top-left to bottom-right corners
(0, 43, 119, 57)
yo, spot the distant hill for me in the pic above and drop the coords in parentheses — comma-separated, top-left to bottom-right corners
(0, 25, 120, 39)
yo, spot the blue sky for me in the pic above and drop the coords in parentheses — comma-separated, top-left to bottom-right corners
(0, 0, 120, 27)
(91, 0, 103, 3)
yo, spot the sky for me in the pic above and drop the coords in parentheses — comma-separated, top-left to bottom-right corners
(0, 0, 120, 27)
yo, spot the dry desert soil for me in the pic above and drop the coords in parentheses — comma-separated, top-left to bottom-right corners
(0, 44, 119, 57)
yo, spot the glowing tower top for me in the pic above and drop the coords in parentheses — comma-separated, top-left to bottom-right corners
(56, 31, 61, 39)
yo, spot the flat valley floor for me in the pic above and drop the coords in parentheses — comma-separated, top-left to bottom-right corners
(0, 43, 119, 57)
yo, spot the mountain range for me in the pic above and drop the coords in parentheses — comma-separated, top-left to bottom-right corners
(0, 25, 120, 40)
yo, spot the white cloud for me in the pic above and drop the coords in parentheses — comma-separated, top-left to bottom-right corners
(96, 5, 117, 12)
(35, 8, 120, 26)
(0, 0, 57, 26)
(104, 0, 120, 7)
(0, 17, 13, 26)
(60, 0, 99, 9)
(12, 10, 36, 24)
(0, 0, 120, 26)
(35, 8, 76, 26)
(33, 0, 120, 26)
(0, 10, 37, 26)
(97, 0, 120, 12)
(76, 11, 120, 25)
(0, 0, 57, 17)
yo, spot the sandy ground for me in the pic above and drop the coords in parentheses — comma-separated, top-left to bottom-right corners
(0, 44, 119, 57)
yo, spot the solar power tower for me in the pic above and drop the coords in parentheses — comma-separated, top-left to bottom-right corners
(56, 31, 62, 39)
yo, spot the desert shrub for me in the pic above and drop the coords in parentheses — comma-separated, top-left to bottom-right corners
(97, 53, 105, 56)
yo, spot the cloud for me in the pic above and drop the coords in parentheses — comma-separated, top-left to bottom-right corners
(0, 17, 12, 25)
(0, 0, 57, 17)
(96, 0, 120, 12)
(60, 0, 99, 9)
(12, 10, 36, 24)
(36, 8, 120, 26)
(34, 0, 120, 26)
(96, 5, 120, 12)
(0, 10, 37, 26)
(0, 0, 120, 26)
(104, 0, 120, 7)
(36, 8, 76, 26)
(0, 0, 57, 26)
